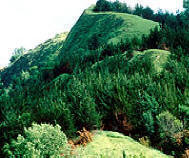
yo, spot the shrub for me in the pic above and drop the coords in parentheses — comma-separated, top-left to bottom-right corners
(142, 111, 155, 135)
(0, 112, 33, 146)
(157, 111, 184, 155)
(180, 105, 189, 128)
(157, 111, 183, 139)
(3, 123, 69, 158)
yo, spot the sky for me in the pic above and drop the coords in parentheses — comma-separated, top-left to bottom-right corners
(0, 0, 184, 67)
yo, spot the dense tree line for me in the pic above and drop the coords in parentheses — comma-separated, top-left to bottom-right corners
(94, 0, 131, 13)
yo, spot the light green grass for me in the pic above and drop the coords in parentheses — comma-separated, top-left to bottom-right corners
(132, 49, 170, 73)
(91, 49, 170, 74)
(72, 131, 169, 158)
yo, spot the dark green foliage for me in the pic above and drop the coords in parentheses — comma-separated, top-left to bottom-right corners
(134, 5, 154, 20)
(94, 0, 113, 12)
(112, 1, 130, 13)
(35, 94, 76, 136)
(141, 7, 154, 19)
(88, 33, 103, 50)
(100, 40, 133, 59)
(142, 27, 163, 49)
(94, 0, 130, 13)
(133, 4, 143, 16)
(184, 0, 189, 8)
(180, 105, 189, 128)
(65, 77, 101, 130)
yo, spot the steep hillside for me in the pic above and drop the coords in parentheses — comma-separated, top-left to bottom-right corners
(0, 32, 68, 87)
(58, 6, 159, 67)
(0, 7, 158, 87)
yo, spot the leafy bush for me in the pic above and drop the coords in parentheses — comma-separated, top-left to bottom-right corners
(157, 111, 184, 155)
(157, 111, 183, 139)
(3, 123, 69, 158)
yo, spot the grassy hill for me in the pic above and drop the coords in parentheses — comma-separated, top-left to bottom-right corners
(1, 5, 188, 158)
(73, 131, 169, 158)
(0, 32, 68, 87)
(58, 6, 159, 68)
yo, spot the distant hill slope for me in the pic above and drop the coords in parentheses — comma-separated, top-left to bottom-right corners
(58, 6, 159, 65)
(74, 131, 169, 158)
(0, 32, 68, 87)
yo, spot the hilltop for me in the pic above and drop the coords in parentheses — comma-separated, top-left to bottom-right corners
(57, 6, 159, 69)
(0, 6, 158, 87)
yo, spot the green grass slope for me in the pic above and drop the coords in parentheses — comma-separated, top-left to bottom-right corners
(74, 131, 169, 158)
(58, 6, 159, 65)
(0, 32, 68, 87)
(91, 49, 170, 74)
(131, 49, 170, 73)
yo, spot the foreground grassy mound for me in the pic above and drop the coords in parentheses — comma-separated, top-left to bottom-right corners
(0, 32, 68, 87)
(58, 6, 159, 68)
(75, 131, 168, 158)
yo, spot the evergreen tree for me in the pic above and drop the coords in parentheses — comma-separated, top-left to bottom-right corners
(133, 4, 143, 16)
